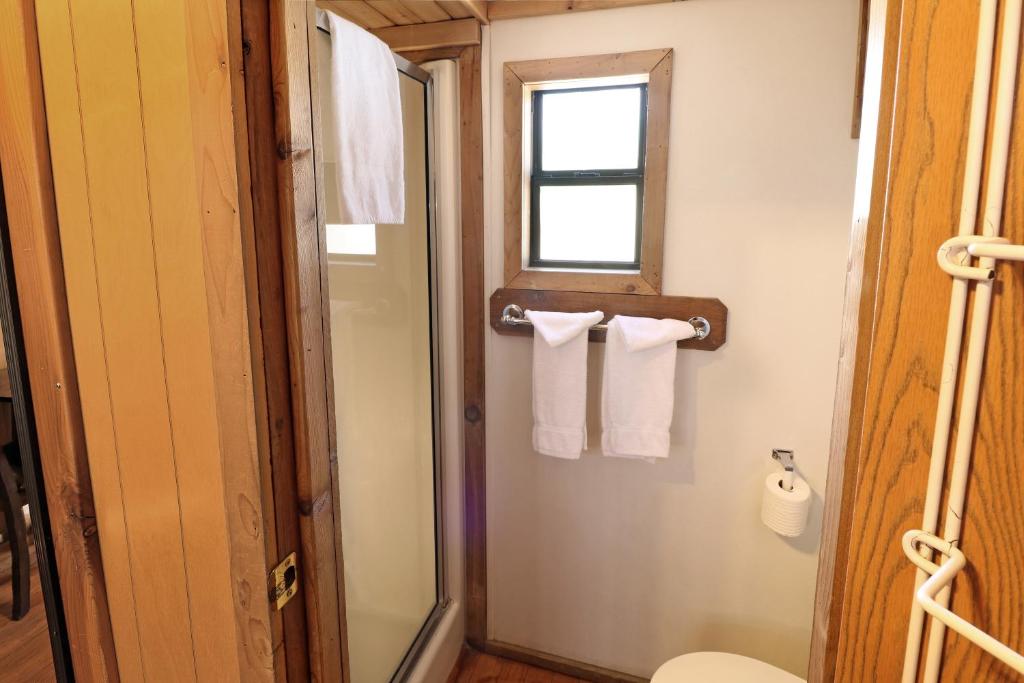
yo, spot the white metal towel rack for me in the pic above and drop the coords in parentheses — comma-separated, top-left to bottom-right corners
(900, 0, 1024, 679)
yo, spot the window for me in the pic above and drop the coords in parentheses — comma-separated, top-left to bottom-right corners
(504, 49, 673, 295)
(530, 84, 647, 269)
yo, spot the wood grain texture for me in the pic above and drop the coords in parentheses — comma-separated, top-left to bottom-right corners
(502, 64, 526, 286)
(830, 1, 1024, 680)
(181, 2, 276, 677)
(808, 0, 900, 679)
(436, 1, 476, 20)
(304, 7, 351, 681)
(487, 0, 674, 22)
(938, 2, 1024, 677)
(637, 50, 672, 292)
(453, 647, 589, 683)
(36, 0, 273, 679)
(459, 44, 489, 649)
(489, 288, 727, 350)
(505, 48, 669, 84)
(239, 1, 312, 680)
(449, 0, 489, 24)
(850, 0, 871, 138)
(316, 1, 393, 29)
(37, 1, 194, 678)
(0, 1, 119, 680)
(371, 18, 480, 51)
(502, 50, 672, 295)
(399, 1, 456, 23)
(482, 641, 647, 683)
(225, 0, 286, 675)
(268, 1, 344, 680)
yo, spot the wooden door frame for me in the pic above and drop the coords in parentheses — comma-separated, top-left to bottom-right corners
(236, 2, 349, 681)
(806, 0, 899, 679)
(0, 1, 120, 680)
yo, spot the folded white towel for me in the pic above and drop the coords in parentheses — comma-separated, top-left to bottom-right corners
(326, 12, 405, 224)
(525, 310, 604, 459)
(602, 315, 696, 461)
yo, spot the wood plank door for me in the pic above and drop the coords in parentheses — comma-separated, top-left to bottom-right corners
(826, 0, 1024, 680)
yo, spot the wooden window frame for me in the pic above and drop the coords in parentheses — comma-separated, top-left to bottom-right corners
(503, 49, 673, 295)
(528, 82, 648, 271)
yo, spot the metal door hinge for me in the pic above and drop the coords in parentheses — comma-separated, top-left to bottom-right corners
(269, 552, 298, 610)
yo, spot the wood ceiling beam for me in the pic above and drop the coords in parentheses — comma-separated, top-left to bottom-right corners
(487, 0, 675, 22)
(458, 0, 489, 24)
(371, 17, 480, 51)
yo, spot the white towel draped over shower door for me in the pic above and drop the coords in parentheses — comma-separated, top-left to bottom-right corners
(602, 315, 696, 461)
(326, 12, 405, 224)
(524, 310, 605, 459)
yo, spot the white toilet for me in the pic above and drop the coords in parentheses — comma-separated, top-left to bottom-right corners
(652, 652, 803, 682)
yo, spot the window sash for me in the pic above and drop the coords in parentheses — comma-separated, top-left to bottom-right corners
(528, 176, 644, 269)
(529, 83, 648, 269)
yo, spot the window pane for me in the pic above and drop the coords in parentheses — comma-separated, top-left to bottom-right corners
(540, 87, 643, 171)
(537, 184, 638, 263)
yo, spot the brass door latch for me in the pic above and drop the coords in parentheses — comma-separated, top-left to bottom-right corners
(269, 552, 298, 610)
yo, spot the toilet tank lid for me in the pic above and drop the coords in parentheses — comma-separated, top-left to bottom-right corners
(651, 652, 804, 683)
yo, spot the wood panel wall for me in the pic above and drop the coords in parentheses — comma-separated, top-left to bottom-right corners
(32, 1, 274, 680)
(832, 1, 1024, 680)
(0, 1, 119, 680)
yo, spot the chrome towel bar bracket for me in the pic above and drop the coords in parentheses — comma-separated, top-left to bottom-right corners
(499, 303, 712, 341)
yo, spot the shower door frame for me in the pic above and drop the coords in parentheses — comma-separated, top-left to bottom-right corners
(308, 14, 452, 678)
(249, 3, 451, 680)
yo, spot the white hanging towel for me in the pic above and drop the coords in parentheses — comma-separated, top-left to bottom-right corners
(602, 315, 696, 461)
(326, 12, 405, 224)
(524, 310, 605, 459)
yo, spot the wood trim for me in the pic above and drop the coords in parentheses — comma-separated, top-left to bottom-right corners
(502, 49, 673, 295)
(305, 6, 352, 681)
(268, 1, 345, 680)
(505, 47, 670, 83)
(487, 0, 674, 22)
(237, 1, 312, 681)
(639, 50, 672, 292)
(489, 288, 728, 350)
(399, 46, 466, 63)
(371, 17, 480, 51)
(0, 2, 119, 680)
(482, 641, 647, 683)
(458, 43, 489, 650)
(807, 1, 898, 679)
(850, 0, 870, 139)
(454, 0, 488, 24)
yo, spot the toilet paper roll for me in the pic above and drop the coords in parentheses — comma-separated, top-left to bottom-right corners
(761, 472, 811, 537)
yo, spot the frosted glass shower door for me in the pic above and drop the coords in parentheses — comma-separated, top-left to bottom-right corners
(316, 28, 443, 683)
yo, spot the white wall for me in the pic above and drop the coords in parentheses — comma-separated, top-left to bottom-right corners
(483, 1, 860, 678)
(409, 58, 466, 683)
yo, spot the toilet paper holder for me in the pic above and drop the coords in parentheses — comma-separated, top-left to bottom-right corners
(771, 449, 796, 491)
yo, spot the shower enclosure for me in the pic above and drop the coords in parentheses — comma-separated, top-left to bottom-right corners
(314, 18, 446, 682)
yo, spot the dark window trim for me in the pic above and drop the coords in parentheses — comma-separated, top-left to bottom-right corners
(528, 82, 648, 270)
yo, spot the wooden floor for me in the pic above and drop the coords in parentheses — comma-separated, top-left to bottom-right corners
(452, 649, 588, 682)
(0, 543, 56, 682)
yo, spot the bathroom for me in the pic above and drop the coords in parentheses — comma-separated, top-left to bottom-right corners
(0, 0, 1022, 682)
